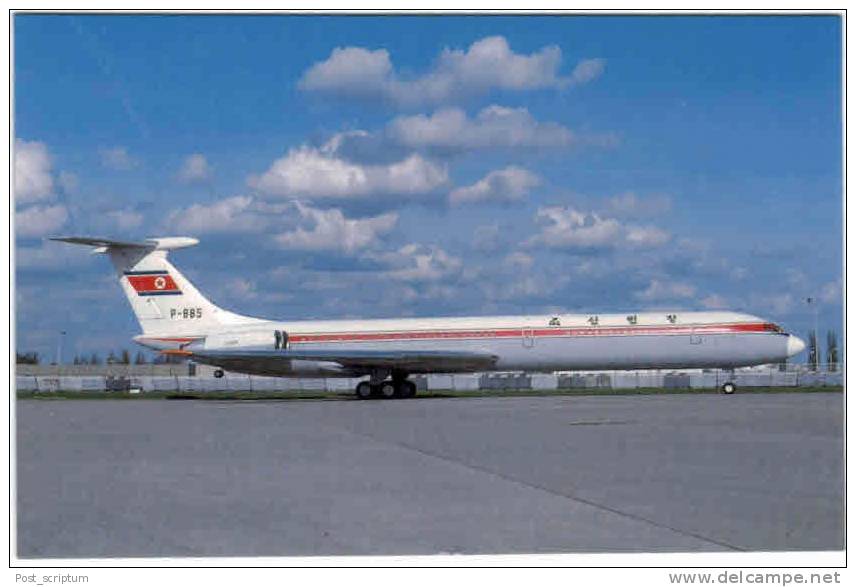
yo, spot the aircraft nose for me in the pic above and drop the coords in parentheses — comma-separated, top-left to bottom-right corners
(786, 335, 806, 357)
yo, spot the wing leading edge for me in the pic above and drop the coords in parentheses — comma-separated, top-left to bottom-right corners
(183, 348, 499, 375)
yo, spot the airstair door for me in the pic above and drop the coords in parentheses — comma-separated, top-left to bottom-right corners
(522, 327, 535, 348)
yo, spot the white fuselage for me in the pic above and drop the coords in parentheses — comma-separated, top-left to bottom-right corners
(54, 236, 806, 382)
(137, 310, 804, 378)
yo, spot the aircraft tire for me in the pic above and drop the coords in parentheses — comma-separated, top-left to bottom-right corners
(380, 381, 397, 399)
(391, 379, 416, 398)
(403, 381, 417, 398)
(721, 382, 737, 395)
(355, 381, 373, 400)
(213, 369, 224, 379)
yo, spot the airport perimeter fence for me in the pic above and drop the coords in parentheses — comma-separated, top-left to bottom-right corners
(15, 365, 844, 394)
(16, 364, 194, 377)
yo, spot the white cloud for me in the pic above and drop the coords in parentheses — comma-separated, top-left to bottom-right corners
(250, 139, 448, 200)
(14, 139, 54, 203)
(526, 206, 622, 250)
(298, 46, 393, 96)
(107, 209, 144, 231)
(164, 196, 400, 252)
(372, 244, 463, 282)
(58, 171, 79, 194)
(525, 206, 672, 252)
(389, 105, 574, 150)
(276, 203, 398, 254)
(472, 223, 501, 252)
(15, 204, 68, 238)
(223, 278, 258, 300)
(100, 146, 137, 170)
(755, 293, 794, 316)
(480, 268, 572, 303)
(177, 153, 212, 183)
(449, 166, 540, 206)
(299, 36, 604, 107)
(603, 192, 672, 218)
(785, 268, 807, 288)
(624, 225, 671, 248)
(164, 195, 259, 234)
(503, 251, 534, 270)
(819, 280, 841, 304)
(15, 241, 88, 269)
(570, 58, 606, 84)
(636, 279, 697, 302)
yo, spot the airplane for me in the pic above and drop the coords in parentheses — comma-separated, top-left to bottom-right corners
(52, 235, 807, 399)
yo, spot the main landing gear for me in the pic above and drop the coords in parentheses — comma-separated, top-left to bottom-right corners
(355, 372, 417, 400)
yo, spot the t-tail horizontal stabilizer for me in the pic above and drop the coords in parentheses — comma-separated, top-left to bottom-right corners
(50, 236, 199, 253)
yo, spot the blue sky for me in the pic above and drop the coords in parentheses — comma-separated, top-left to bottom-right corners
(14, 14, 842, 363)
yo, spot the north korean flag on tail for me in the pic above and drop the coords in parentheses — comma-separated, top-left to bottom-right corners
(124, 270, 182, 296)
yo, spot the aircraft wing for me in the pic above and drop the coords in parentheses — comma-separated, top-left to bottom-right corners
(184, 348, 498, 374)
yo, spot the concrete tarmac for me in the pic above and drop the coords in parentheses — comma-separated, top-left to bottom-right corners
(16, 393, 844, 558)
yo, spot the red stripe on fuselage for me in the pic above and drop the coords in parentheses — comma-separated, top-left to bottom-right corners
(285, 322, 778, 344)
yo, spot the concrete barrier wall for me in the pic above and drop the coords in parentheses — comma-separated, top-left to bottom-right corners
(16, 364, 194, 376)
(15, 368, 844, 394)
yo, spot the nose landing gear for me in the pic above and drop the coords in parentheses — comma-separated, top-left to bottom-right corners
(721, 381, 736, 394)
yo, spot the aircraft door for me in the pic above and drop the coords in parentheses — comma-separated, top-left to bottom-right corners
(522, 327, 535, 348)
(274, 330, 290, 350)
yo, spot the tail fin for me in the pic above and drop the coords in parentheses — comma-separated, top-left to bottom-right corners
(51, 236, 264, 338)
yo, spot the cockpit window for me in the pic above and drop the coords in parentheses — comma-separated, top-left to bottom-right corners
(766, 323, 784, 333)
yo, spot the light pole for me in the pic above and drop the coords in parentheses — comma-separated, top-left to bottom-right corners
(56, 330, 66, 367)
(806, 297, 819, 370)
